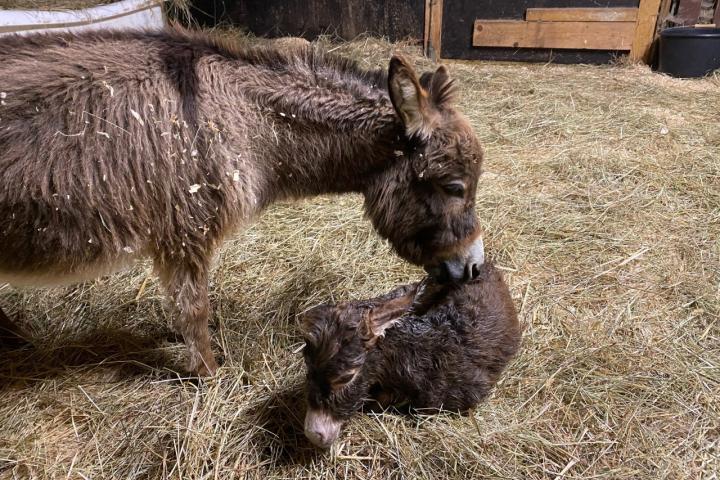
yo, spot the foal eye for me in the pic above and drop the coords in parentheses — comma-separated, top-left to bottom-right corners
(335, 373, 356, 385)
(331, 371, 358, 389)
(442, 181, 466, 198)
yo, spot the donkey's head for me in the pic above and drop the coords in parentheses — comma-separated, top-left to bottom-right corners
(364, 56, 484, 283)
(300, 295, 406, 449)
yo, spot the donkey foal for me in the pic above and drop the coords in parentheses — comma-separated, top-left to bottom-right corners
(301, 261, 521, 448)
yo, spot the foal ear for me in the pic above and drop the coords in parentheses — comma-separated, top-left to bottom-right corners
(359, 293, 412, 346)
(299, 304, 334, 334)
(388, 55, 432, 139)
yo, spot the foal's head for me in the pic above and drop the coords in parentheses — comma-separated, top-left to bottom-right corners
(364, 56, 484, 283)
(300, 293, 408, 449)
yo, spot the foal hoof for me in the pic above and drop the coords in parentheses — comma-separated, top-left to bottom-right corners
(192, 357, 219, 377)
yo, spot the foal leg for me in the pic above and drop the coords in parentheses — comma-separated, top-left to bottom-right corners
(155, 260, 218, 376)
(367, 283, 419, 305)
(0, 305, 29, 345)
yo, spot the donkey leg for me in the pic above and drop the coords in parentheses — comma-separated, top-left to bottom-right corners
(156, 261, 218, 376)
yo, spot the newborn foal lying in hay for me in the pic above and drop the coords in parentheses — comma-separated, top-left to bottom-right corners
(301, 259, 521, 449)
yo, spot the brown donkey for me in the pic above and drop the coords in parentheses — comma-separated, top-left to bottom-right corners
(0, 27, 485, 376)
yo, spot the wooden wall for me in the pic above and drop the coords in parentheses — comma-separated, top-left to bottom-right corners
(671, 0, 720, 25)
(676, 0, 703, 23)
(441, 0, 641, 64)
(190, 0, 424, 41)
(189, 0, 714, 64)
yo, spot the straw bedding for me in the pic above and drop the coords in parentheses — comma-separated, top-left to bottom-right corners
(0, 34, 718, 479)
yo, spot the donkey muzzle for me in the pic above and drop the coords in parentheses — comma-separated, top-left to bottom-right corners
(425, 237, 485, 284)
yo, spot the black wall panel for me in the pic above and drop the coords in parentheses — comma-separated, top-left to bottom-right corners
(191, 0, 424, 42)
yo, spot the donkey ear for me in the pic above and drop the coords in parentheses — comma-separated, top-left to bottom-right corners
(429, 65, 456, 109)
(388, 56, 432, 139)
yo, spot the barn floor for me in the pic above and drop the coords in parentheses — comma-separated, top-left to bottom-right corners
(1, 36, 718, 479)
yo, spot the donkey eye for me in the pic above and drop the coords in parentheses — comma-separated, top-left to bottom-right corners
(442, 181, 466, 198)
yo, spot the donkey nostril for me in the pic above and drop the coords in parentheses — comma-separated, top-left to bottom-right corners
(465, 262, 481, 281)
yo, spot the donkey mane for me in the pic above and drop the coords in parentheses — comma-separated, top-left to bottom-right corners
(1, 25, 367, 75)
(1, 26, 393, 133)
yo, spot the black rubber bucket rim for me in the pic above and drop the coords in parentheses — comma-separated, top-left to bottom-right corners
(660, 26, 720, 38)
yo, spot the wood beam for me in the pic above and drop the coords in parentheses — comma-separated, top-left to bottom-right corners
(630, 0, 663, 62)
(473, 20, 635, 50)
(526, 7, 638, 22)
(424, 0, 443, 61)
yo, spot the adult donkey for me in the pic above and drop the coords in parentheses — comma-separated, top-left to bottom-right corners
(0, 28, 485, 376)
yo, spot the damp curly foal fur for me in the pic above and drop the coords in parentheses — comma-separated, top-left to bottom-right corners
(301, 261, 521, 449)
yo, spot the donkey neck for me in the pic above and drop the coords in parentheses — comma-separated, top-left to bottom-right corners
(233, 55, 408, 204)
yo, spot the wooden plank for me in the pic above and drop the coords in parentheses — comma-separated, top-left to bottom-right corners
(645, 0, 674, 66)
(656, 0, 674, 33)
(442, 0, 638, 63)
(526, 7, 638, 22)
(425, 0, 443, 62)
(699, 0, 718, 23)
(472, 20, 635, 50)
(630, 0, 663, 62)
(424, 0, 431, 55)
(676, 0, 703, 25)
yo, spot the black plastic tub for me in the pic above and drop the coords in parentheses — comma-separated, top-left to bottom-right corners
(658, 27, 720, 78)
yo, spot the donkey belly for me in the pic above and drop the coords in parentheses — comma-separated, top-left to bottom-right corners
(0, 238, 144, 288)
(0, 257, 140, 287)
(0, 197, 147, 287)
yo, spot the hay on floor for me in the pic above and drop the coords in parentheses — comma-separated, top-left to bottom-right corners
(0, 33, 718, 479)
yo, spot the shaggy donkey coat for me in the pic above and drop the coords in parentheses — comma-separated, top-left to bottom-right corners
(0, 27, 485, 375)
(302, 262, 521, 448)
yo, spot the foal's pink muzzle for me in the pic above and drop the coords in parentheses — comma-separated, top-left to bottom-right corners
(304, 408, 343, 449)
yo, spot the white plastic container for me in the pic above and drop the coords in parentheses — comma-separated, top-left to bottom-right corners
(0, 0, 165, 37)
